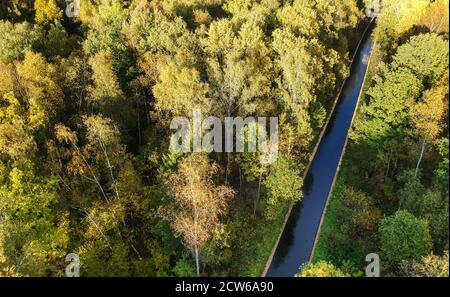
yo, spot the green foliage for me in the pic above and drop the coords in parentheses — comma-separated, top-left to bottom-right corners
(172, 256, 197, 277)
(434, 138, 449, 195)
(353, 33, 448, 150)
(353, 66, 422, 148)
(334, 187, 381, 243)
(0, 21, 43, 63)
(313, 2, 449, 277)
(417, 190, 449, 252)
(392, 34, 449, 85)
(79, 242, 130, 277)
(37, 23, 80, 59)
(124, 5, 196, 56)
(0, 160, 69, 276)
(398, 169, 425, 212)
(374, 0, 430, 58)
(83, 0, 131, 72)
(297, 261, 349, 277)
(400, 177, 449, 253)
(263, 154, 303, 219)
(379, 210, 432, 268)
(312, 167, 369, 269)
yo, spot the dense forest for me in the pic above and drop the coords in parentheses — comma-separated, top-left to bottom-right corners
(0, 0, 447, 278)
(312, 0, 449, 277)
(0, 0, 368, 277)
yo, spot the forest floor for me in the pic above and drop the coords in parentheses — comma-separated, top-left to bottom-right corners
(237, 203, 291, 276)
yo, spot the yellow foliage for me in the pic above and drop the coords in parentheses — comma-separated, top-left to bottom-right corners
(34, 0, 63, 24)
(28, 98, 47, 129)
(410, 84, 447, 143)
(153, 61, 210, 122)
(419, 0, 449, 33)
(194, 9, 212, 26)
(297, 261, 348, 277)
(88, 51, 123, 102)
(378, 0, 430, 36)
(16, 51, 63, 117)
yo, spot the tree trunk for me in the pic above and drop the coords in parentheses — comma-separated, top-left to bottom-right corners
(385, 156, 391, 178)
(99, 140, 120, 201)
(225, 109, 232, 185)
(239, 166, 243, 200)
(78, 95, 83, 113)
(194, 246, 200, 277)
(225, 154, 229, 185)
(144, 100, 150, 125)
(253, 172, 263, 215)
(137, 106, 141, 145)
(415, 140, 427, 178)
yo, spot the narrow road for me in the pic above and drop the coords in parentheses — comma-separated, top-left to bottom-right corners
(266, 25, 375, 277)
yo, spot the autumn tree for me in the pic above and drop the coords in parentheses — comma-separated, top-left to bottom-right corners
(18, 51, 63, 118)
(59, 53, 91, 113)
(0, 1, 35, 22)
(400, 251, 449, 277)
(161, 154, 234, 276)
(276, 0, 361, 54)
(410, 81, 447, 177)
(3, 0, 441, 278)
(152, 60, 210, 123)
(34, 0, 62, 24)
(419, 0, 449, 34)
(272, 27, 346, 148)
(334, 187, 381, 243)
(51, 114, 159, 276)
(235, 122, 274, 215)
(37, 23, 80, 59)
(0, 92, 41, 160)
(88, 50, 124, 110)
(375, 0, 430, 57)
(202, 18, 272, 118)
(124, 1, 196, 56)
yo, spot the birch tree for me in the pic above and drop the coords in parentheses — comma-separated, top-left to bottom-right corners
(161, 154, 234, 276)
(410, 84, 446, 177)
